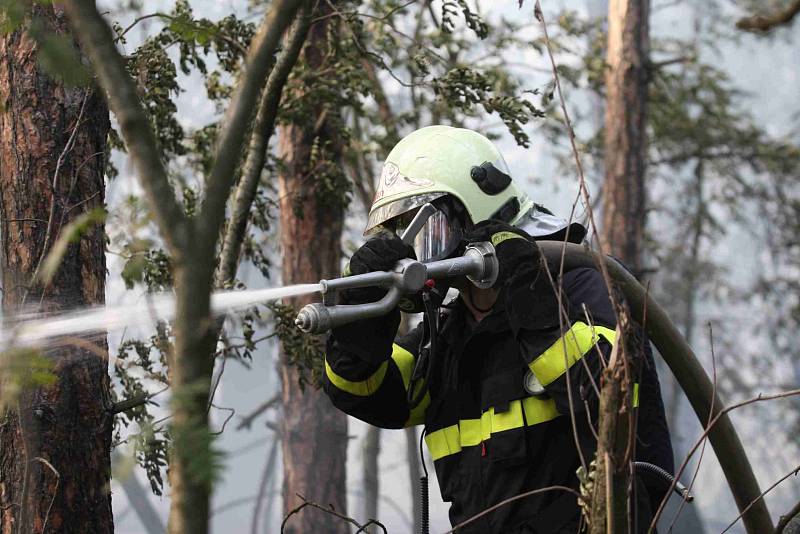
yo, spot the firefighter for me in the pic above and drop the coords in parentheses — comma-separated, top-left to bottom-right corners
(323, 125, 674, 533)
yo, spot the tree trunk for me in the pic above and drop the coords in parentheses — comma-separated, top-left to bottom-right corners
(0, 5, 112, 534)
(167, 260, 217, 534)
(601, 0, 650, 273)
(589, 325, 633, 534)
(276, 4, 348, 532)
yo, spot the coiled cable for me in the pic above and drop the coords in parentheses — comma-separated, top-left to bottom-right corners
(419, 428, 430, 534)
(634, 461, 694, 502)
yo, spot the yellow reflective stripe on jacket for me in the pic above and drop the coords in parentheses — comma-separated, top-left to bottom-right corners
(633, 382, 639, 408)
(325, 344, 414, 398)
(324, 359, 388, 397)
(390, 344, 415, 390)
(490, 231, 525, 247)
(529, 321, 616, 387)
(390, 343, 432, 426)
(424, 396, 561, 461)
(406, 390, 430, 427)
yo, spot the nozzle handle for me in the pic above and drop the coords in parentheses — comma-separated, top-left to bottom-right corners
(295, 287, 402, 334)
(294, 242, 497, 334)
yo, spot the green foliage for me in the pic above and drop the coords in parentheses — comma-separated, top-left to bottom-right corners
(35, 31, 90, 87)
(0, 0, 26, 35)
(114, 323, 171, 494)
(441, 0, 489, 39)
(0, 348, 56, 410)
(0, 2, 90, 85)
(38, 207, 106, 285)
(169, 381, 226, 491)
(269, 302, 324, 390)
(431, 68, 542, 147)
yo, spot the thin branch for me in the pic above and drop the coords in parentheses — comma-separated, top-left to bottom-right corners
(281, 494, 388, 534)
(647, 387, 800, 533)
(216, 2, 312, 286)
(237, 393, 281, 430)
(196, 0, 304, 258)
(63, 0, 189, 255)
(736, 0, 800, 32)
(443, 486, 580, 533)
(34, 457, 60, 534)
(109, 386, 169, 414)
(210, 404, 235, 435)
(720, 463, 800, 534)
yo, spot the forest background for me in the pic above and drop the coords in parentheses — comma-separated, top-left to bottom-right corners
(0, 0, 798, 533)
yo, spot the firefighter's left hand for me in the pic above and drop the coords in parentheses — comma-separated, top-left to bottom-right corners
(463, 220, 542, 289)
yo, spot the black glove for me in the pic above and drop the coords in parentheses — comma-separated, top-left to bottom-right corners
(341, 231, 415, 304)
(332, 232, 414, 364)
(463, 220, 559, 332)
(462, 220, 542, 288)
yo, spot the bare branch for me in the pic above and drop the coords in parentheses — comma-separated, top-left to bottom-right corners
(217, 4, 312, 286)
(63, 0, 190, 255)
(648, 387, 800, 533)
(237, 393, 281, 430)
(736, 0, 800, 32)
(196, 0, 304, 258)
(281, 494, 388, 534)
(721, 464, 800, 534)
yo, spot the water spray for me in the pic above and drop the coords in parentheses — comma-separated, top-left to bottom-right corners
(294, 203, 499, 334)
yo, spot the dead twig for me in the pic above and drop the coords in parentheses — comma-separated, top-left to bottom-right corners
(720, 463, 800, 534)
(280, 493, 387, 534)
(34, 457, 60, 534)
(237, 393, 281, 430)
(648, 387, 800, 533)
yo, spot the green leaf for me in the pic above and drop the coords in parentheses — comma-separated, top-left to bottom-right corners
(38, 207, 106, 285)
(0, 0, 26, 35)
(36, 32, 91, 87)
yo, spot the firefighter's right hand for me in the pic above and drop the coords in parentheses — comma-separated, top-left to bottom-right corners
(346, 231, 416, 276)
(341, 231, 416, 304)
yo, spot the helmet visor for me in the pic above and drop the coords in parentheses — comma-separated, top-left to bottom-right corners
(393, 207, 461, 263)
(364, 192, 446, 236)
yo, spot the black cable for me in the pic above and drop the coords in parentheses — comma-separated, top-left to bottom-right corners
(408, 291, 437, 409)
(419, 428, 429, 534)
(634, 461, 694, 502)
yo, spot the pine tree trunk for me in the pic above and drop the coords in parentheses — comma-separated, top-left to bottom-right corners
(601, 0, 650, 273)
(0, 5, 112, 534)
(276, 4, 348, 532)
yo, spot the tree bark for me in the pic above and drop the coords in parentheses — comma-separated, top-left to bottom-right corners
(276, 4, 348, 533)
(589, 326, 632, 534)
(0, 5, 112, 534)
(601, 0, 650, 273)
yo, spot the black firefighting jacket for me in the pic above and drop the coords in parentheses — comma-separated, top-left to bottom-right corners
(324, 266, 674, 533)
